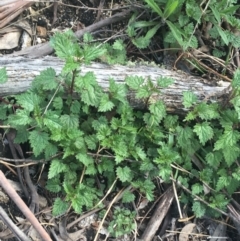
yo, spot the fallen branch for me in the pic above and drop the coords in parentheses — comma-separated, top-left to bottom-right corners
(8, 8, 134, 58)
(0, 56, 231, 113)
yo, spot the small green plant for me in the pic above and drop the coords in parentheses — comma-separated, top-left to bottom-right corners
(108, 207, 136, 237)
(127, 0, 240, 55)
(1, 30, 240, 235)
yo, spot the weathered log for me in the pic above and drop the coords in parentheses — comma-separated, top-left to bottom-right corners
(0, 56, 231, 113)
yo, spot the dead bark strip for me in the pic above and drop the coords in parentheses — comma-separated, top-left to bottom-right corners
(0, 56, 231, 113)
(140, 186, 174, 241)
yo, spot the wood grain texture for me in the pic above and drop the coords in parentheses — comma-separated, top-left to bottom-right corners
(0, 56, 231, 113)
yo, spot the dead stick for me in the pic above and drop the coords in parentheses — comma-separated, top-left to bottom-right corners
(140, 186, 174, 241)
(8, 7, 134, 58)
(0, 205, 32, 241)
(0, 170, 52, 241)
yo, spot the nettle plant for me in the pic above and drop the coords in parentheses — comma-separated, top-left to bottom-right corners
(0, 30, 240, 235)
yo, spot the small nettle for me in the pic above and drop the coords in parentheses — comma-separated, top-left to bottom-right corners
(0, 29, 240, 235)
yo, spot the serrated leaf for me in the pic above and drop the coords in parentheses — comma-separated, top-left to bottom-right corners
(52, 198, 69, 216)
(149, 101, 166, 122)
(8, 109, 32, 126)
(98, 94, 115, 112)
(45, 142, 58, 159)
(83, 45, 106, 63)
(60, 114, 79, 129)
(222, 145, 240, 166)
(46, 177, 62, 193)
(116, 166, 133, 182)
(29, 130, 49, 156)
(192, 201, 206, 218)
(48, 159, 67, 179)
(195, 103, 220, 120)
(125, 76, 144, 90)
(183, 91, 197, 108)
(0, 68, 8, 83)
(157, 77, 174, 88)
(70, 100, 81, 114)
(214, 128, 240, 150)
(50, 30, 80, 59)
(193, 122, 213, 145)
(32, 68, 58, 91)
(72, 194, 83, 214)
(113, 39, 125, 50)
(206, 151, 222, 167)
(84, 134, 97, 150)
(76, 153, 94, 166)
(191, 183, 203, 195)
(109, 78, 127, 104)
(135, 146, 147, 160)
(53, 96, 63, 110)
(44, 112, 62, 130)
(216, 176, 229, 192)
(122, 190, 135, 203)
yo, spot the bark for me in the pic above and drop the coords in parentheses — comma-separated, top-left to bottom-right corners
(0, 56, 231, 113)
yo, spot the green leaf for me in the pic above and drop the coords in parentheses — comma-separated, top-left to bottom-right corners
(149, 101, 166, 123)
(216, 176, 229, 192)
(76, 153, 94, 166)
(222, 145, 240, 166)
(32, 68, 58, 91)
(122, 190, 135, 203)
(116, 166, 133, 182)
(98, 94, 115, 112)
(214, 128, 240, 150)
(125, 76, 145, 90)
(8, 109, 32, 126)
(50, 30, 80, 59)
(183, 91, 197, 108)
(232, 68, 240, 88)
(43, 112, 62, 130)
(113, 39, 125, 50)
(60, 114, 79, 129)
(16, 92, 41, 112)
(70, 100, 81, 114)
(83, 44, 106, 63)
(192, 201, 206, 218)
(52, 198, 69, 216)
(109, 78, 127, 104)
(195, 103, 220, 120)
(0, 68, 8, 83)
(48, 159, 67, 179)
(72, 194, 83, 214)
(216, 26, 229, 45)
(84, 134, 98, 150)
(46, 177, 62, 193)
(206, 151, 222, 167)
(191, 183, 203, 195)
(132, 36, 151, 49)
(144, 0, 163, 17)
(163, 0, 179, 19)
(193, 122, 213, 145)
(157, 77, 174, 88)
(53, 96, 63, 110)
(166, 20, 183, 45)
(29, 130, 49, 156)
